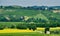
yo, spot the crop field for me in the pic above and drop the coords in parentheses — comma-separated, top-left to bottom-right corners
(0, 29, 34, 33)
(0, 32, 60, 36)
(0, 27, 60, 33)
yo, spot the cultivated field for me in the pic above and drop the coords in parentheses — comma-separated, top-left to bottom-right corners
(0, 32, 60, 36)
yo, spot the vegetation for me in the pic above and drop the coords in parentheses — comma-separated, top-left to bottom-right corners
(16, 24, 27, 29)
(0, 32, 60, 36)
(0, 24, 5, 30)
(0, 6, 60, 34)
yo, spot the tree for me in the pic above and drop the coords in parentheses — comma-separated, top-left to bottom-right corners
(0, 6, 3, 9)
(45, 27, 50, 34)
(0, 16, 8, 22)
(10, 24, 16, 29)
(28, 23, 37, 31)
(0, 24, 5, 30)
(31, 25, 36, 31)
(16, 24, 27, 29)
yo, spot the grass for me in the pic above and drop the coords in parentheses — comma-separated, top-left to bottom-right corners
(0, 22, 26, 25)
(0, 9, 39, 16)
(0, 32, 45, 36)
(0, 22, 26, 27)
(0, 32, 60, 36)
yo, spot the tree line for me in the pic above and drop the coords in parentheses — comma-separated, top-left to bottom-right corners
(0, 6, 60, 10)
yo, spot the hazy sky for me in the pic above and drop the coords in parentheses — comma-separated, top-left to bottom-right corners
(0, 0, 60, 6)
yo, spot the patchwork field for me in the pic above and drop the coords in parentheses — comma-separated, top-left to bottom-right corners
(0, 8, 60, 36)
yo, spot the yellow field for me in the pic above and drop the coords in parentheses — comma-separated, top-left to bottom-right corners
(0, 28, 44, 33)
(0, 27, 60, 33)
(37, 28, 45, 31)
(50, 27, 60, 31)
(0, 28, 45, 33)
(0, 29, 34, 33)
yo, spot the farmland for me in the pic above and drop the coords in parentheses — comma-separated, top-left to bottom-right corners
(0, 32, 60, 36)
(0, 7, 60, 36)
(0, 28, 60, 36)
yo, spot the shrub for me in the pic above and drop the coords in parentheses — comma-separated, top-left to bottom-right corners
(28, 24, 37, 31)
(0, 24, 5, 30)
(31, 25, 37, 31)
(10, 24, 16, 29)
(16, 24, 27, 29)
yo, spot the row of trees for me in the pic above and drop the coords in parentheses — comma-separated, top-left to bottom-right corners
(0, 6, 60, 10)
(0, 24, 37, 31)
(0, 15, 59, 23)
(0, 23, 60, 30)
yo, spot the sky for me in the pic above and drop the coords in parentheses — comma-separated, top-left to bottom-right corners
(0, 0, 60, 7)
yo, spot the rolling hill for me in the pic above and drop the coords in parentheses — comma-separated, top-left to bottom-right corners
(0, 9, 60, 22)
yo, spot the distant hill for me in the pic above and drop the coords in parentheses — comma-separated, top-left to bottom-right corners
(0, 6, 60, 10)
(0, 8, 60, 22)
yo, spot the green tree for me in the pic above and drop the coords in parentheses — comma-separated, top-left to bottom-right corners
(28, 23, 37, 31)
(0, 24, 5, 30)
(16, 24, 27, 29)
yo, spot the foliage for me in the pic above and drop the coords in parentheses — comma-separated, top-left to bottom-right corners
(0, 24, 5, 30)
(16, 24, 27, 29)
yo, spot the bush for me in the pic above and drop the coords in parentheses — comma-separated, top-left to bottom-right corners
(28, 24, 37, 31)
(10, 24, 16, 29)
(32, 25, 37, 31)
(16, 24, 27, 29)
(50, 30, 60, 34)
(0, 24, 5, 30)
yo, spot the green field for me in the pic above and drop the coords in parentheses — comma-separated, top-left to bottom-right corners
(0, 32, 60, 36)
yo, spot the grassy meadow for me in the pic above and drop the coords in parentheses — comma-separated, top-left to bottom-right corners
(0, 32, 60, 36)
